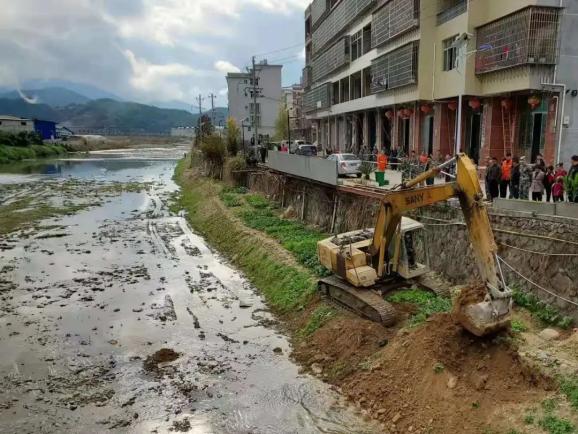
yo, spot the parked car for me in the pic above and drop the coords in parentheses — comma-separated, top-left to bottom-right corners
(295, 144, 318, 156)
(289, 140, 307, 154)
(327, 153, 362, 177)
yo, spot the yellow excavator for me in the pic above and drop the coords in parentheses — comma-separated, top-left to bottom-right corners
(317, 154, 512, 336)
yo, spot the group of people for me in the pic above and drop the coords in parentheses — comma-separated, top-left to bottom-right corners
(485, 153, 578, 203)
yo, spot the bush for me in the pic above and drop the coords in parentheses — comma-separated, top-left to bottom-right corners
(224, 155, 247, 185)
(199, 135, 226, 179)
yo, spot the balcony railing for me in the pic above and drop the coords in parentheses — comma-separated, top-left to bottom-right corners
(436, 0, 467, 26)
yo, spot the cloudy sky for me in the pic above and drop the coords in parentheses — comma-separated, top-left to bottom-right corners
(0, 0, 308, 108)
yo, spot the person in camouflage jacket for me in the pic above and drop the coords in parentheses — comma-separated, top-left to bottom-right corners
(519, 156, 533, 200)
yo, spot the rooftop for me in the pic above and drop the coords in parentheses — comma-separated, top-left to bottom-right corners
(0, 115, 32, 121)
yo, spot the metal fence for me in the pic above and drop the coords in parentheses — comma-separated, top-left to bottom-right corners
(475, 6, 560, 75)
(370, 41, 419, 93)
(303, 83, 332, 113)
(311, 37, 350, 83)
(372, 0, 420, 48)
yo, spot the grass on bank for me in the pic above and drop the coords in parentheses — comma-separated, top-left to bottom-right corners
(387, 288, 452, 326)
(218, 186, 331, 277)
(512, 287, 573, 329)
(174, 157, 317, 312)
(0, 143, 68, 165)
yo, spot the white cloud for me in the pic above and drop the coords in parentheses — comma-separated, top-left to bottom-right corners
(214, 60, 241, 74)
(219, 88, 228, 96)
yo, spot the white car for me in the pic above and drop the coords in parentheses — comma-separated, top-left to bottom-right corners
(327, 153, 362, 177)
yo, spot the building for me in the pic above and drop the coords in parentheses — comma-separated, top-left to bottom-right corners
(283, 84, 312, 142)
(303, 0, 578, 166)
(226, 60, 282, 144)
(0, 116, 34, 134)
(34, 119, 57, 140)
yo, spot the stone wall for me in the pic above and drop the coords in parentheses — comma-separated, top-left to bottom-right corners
(248, 171, 578, 320)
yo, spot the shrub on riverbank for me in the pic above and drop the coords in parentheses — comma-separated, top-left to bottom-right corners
(0, 143, 68, 164)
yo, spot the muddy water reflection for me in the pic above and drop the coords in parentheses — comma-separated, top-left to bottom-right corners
(0, 148, 379, 433)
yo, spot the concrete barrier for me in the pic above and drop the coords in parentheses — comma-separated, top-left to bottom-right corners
(493, 198, 578, 219)
(555, 202, 578, 219)
(266, 151, 338, 186)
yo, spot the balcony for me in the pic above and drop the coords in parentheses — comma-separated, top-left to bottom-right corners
(372, 0, 420, 48)
(370, 41, 419, 94)
(475, 6, 561, 75)
(436, 0, 467, 26)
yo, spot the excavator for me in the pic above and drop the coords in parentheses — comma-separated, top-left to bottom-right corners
(317, 154, 512, 336)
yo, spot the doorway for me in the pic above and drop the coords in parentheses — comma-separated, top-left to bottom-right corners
(368, 112, 377, 152)
(421, 115, 434, 156)
(468, 113, 481, 164)
(382, 117, 392, 153)
(531, 113, 544, 163)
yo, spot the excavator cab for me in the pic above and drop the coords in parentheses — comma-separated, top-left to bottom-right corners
(394, 218, 429, 280)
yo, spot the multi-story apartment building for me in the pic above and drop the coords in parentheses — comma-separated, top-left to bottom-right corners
(303, 0, 578, 165)
(226, 60, 282, 143)
(283, 84, 312, 142)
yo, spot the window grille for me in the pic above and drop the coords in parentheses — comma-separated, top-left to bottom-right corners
(304, 83, 332, 112)
(372, 0, 419, 49)
(436, 0, 467, 26)
(370, 41, 419, 93)
(311, 37, 350, 82)
(312, 0, 375, 56)
(475, 7, 560, 75)
(351, 30, 362, 61)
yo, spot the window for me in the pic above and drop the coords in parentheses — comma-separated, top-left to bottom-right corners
(362, 24, 372, 55)
(249, 103, 260, 114)
(250, 115, 261, 127)
(249, 78, 260, 86)
(443, 36, 458, 71)
(21, 121, 27, 126)
(351, 30, 362, 61)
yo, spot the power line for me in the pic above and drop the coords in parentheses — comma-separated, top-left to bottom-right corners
(254, 42, 304, 58)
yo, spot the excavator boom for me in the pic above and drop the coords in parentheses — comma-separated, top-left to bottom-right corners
(317, 154, 512, 336)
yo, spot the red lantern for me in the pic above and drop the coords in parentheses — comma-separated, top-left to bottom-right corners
(528, 95, 541, 110)
(468, 98, 481, 110)
(385, 110, 394, 120)
(397, 109, 405, 118)
(420, 104, 433, 114)
(448, 101, 457, 111)
(501, 98, 512, 110)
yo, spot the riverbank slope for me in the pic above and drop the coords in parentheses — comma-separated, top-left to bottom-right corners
(174, 154, 578, 434)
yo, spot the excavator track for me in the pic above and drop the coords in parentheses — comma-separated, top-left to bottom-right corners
(318, 276, 397, 326)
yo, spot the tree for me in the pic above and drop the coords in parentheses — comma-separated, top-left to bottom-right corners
(274, 103, 289, 141)
(226, 117, 240, 156)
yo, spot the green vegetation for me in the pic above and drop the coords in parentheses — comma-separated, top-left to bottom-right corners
(273, 103, 289, 141)
(199, 135, 226, 179)
(0, 131, 68, 164)
(512, 288, 573, 329)
(433, 362, 445, 374)
(0, 196, 87, 235)
(226, 117, 240, 156)
(542, 399, 560, 413)
(173, 157, 317, 312)
(539, 415, 575, 434)
(300, 306, 337, 336)
(524, 414, 535, 425)
(387, 289, 452, 326)
(510, 319, 529, 333)
(560, 376, 578, 411)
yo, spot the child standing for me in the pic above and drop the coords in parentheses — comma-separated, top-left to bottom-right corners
(552, 176, 565, 202)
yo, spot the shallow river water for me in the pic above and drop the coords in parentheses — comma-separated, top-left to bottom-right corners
(0, 147, 380, 433)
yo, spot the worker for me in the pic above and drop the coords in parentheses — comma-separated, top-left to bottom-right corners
(500, 152, 513, 198)
(486, 157, 501, 201)
(566, 155, 578, 202)
(377, 151, 388, 172)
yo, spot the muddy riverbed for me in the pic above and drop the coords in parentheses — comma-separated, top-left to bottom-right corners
(0, 147, 381, 433)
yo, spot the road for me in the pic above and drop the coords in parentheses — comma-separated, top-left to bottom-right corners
(0, 146, 379, 433)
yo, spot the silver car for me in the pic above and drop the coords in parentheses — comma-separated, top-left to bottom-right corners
(327, 153, 362, 177)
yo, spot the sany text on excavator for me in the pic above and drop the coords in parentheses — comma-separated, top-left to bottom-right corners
(317, 154, 512, 336)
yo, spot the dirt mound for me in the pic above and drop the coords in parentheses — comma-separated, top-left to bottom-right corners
(340, 314, 551, 433)
(143, 348, 180, 373)
(454, 284, 487, 308)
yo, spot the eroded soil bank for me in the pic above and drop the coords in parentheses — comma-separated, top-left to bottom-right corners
(0, 148, 381, 433)
(175, 154, 578, 434)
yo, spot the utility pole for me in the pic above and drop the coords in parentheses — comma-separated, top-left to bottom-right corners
(208, 93, 216, 127)
(251, 56, 259, 151)
(287, 107, 291, 145)
(197, 94, 204, 143)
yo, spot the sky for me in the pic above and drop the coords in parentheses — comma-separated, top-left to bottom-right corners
(0, 0, 308, 109)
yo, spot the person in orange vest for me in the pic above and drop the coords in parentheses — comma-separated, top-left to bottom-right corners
(500, 152, 513, 198)
(377, 151, 388, 172)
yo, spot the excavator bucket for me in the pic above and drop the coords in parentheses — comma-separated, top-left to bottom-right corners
(453, 286, 512, 337)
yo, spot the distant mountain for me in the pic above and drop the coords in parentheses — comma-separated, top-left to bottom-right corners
(0, 98, 225, 134)
(21, 80, 122, 101)
(0, 87, 90, 107)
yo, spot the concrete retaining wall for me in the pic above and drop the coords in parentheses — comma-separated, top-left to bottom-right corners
(266, 151, 338, 186)
(248, 170, 578, 321)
